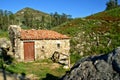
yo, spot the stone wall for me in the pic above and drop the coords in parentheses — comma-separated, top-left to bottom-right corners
(14, 39, 24, 61)
(14, 39, 70, 61)
(35, 39, 70, 60)
(8, 25, 21, 51)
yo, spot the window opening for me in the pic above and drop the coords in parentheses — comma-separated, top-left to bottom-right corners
(57, 43, 60, 48)
(42, 46, 44, 49)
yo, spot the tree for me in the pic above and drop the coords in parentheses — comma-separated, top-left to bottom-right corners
(0, 10, 16, 31)
(23, 11, 29, 27)
(53, 12, 60, 26)
(41, 15, 45, 28)
(106, 0, 119, 10)
(48, 12, 72, 29)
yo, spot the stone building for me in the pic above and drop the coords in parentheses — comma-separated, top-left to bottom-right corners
(8, 25, 70, 64)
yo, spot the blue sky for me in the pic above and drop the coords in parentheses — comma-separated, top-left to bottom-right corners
(0, 0, 120, 18)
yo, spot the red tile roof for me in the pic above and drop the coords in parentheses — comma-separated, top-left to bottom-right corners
(20, 29, 70, 40)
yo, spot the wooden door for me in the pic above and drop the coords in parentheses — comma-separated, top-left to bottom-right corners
(24, 42, 35, 61)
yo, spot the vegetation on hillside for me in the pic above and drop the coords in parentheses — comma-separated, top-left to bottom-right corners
(86, 7, 120, 21)
(0, 7, 72, 32)
(0, 10, 16, 31)
(53, 7, 120, 62)
(86, 0, 120, 21)
(15, 7, 72, 29)
(0, 30, 8, 38)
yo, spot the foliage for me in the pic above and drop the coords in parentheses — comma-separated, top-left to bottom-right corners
(15, 7, 72, 29)
(0, 7, 72, 31)
(70, 53, 82, 64)
(53, 7, 120, 59)
(0, 9, 17, 31)
(6, 62, 27, 73)
(52, 18, 83, 36)
(0, 30, 8, 38)
(106, 0, 119, 10)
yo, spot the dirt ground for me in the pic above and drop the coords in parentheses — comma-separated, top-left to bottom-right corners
(0, 69, 32, 80)
(0, 69, 17, 80)
(0, 69, 40, 80)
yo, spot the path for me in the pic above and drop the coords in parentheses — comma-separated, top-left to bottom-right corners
(0, 69, 29, 80)
(0, 69, 17, 80)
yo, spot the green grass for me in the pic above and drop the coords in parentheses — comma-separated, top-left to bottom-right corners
(70, 53, 82, 64)
(6, 62, 27, 73)
(6, 59, 68, 79)
(0, 30, 8, 38)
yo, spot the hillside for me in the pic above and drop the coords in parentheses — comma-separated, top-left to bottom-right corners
(15, 7, 51, 27)
(16, 7, 49, 16)
(53, 7, 120, 60)
(14, 7, 71, 29)
(86, 7, 120, 21)
(15, 7, 50, 20)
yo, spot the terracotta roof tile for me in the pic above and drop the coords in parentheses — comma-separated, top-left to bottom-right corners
(20, 29, 70, 40)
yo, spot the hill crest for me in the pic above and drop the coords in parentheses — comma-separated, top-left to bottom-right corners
(15, 7, 49, 16)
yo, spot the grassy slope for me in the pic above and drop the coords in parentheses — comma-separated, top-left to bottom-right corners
(15, 7, 51, 23)
(53, 7, 120, 60)
(86, 7, 120, 21)
(15, 7, 49, 17)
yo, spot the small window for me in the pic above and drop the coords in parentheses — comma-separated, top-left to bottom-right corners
(42, 46, 44, 49)
(57, 43, 60, 48)
(41, 46, 45, 52)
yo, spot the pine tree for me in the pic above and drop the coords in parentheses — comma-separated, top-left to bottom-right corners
(106, 0, 118, 10)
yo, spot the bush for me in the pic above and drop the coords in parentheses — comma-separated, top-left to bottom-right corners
(70, 53, 82, 64)
(0, 30, 8, 38)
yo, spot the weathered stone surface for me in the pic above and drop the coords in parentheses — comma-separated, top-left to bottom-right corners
(0, 38, 11, 49)
(61, 47, 120, 80)
(0, 38, 13, 56)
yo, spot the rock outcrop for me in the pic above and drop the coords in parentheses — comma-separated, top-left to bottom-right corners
(61, 47, 120, 80)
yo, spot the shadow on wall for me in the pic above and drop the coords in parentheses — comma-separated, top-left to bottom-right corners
(42, 73, 59, 80)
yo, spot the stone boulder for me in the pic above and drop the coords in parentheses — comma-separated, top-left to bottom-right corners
(0, 38, 13, 55)
(61, 47, 120, 80)
(0, 38, 11, 49)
